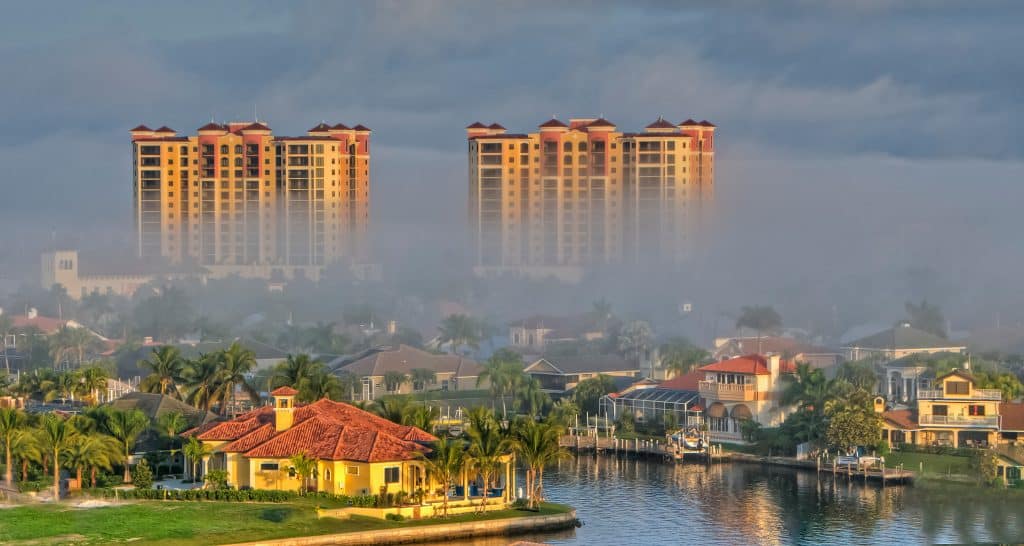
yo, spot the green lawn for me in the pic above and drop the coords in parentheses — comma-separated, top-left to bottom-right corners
(0, 501, 572, 546)
(884, 451, 973, 476)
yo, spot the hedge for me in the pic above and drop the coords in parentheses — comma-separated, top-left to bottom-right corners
(83, 487, 376, 506)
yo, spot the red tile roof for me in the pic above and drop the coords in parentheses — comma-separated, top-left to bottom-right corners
(488, 123, 505, 130)
(679, 119, 699, 126)
(242, 122, 271, 131)
(331, 123, 350, 130)
(154, 126, 176, 133)
(698, 355, 795, 375)
(587, 118, 616, 128)
(469, 134, 528, 140)
(659, 370, 703, 391)
(130, 124, 153, 132)
(196, 399, 436, 462)
(270, 386, 299, 396)
(11, 314, 68, 335)
(646, 118, 678, 129)
(198, 122, 226, 131)
(882, 409, 918, 429)
(1000, 402, 1024, 431)
(466, 122, 487, 129)
(699, 120, 717, 127)
(539, 118, 568, 128)
(353, 124, 371, 131)
(308, 123, 331, 132)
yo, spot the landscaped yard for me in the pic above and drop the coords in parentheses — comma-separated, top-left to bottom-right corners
(884, 451, 973, 477)
(0, 500, 573, 546)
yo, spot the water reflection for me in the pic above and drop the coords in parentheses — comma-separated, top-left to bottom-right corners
(415, 455, 1024, 545)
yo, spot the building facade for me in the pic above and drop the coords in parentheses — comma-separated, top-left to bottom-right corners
(467, 117, 715, 279)
(881, 370, 1003, 448)
(130, 121, 370, 279)
(698, 354, 796, 442)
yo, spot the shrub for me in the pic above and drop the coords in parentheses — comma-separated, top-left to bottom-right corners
(205, 470, 229, 490)
(132, 460, 154, 490)
(385, 513, 405, 521)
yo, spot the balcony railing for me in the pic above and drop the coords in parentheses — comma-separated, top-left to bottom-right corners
(699, 381, 757, 402)
(918, 388, 1002, 401)
(919, 414, 999, 428)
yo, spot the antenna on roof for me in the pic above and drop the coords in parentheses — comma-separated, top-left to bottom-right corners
(253, 104, 258, 122)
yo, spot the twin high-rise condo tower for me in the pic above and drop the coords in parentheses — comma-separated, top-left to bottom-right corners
(130, 122, 370, 280)
(467, 117, 715, 281)
(131, 116, 715, 282)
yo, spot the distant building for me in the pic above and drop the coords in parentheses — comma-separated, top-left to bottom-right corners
(130, 121, 372, 280)
(713, 336, 842, 370)
(698, 354, 797, 443)
(842, 322, 966, 362)
(507, 314, 609, 353)
(335, 345, 485, 401)
(107, 392, 218, 453)
(523, 354, 641, 396)
(41, 249, 175, 300)
(467, 117, 716, 279)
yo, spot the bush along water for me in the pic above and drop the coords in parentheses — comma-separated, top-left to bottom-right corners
(83, 487, 377, 505)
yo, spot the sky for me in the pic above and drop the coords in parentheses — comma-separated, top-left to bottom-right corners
(0, 1, 1022, 329)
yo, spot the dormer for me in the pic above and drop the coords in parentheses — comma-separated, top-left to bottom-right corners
(270, 386, 298, 431)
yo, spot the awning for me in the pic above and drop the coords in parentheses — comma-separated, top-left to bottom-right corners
(730, 404, 753, 420)
(706, 403, 727, 418)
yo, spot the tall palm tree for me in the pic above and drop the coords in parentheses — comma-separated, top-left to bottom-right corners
(410, 368, 437, 392)
(49, 371, 78, 402)
(9, 429, 40, 482)
(138, 346, 185, 398)
(0, 407, 26, 484)
(39, 414, 76, 499)
(104, 409, 150, 483)
(735, 305, 783, 353)
(301, 370, 343, 402)
(517, 377, 550, 417)
(478, 349, 525, 418)
(183, 353, 223, 412)
(375, 395, 413, 425)
(618, 320, 653, 367)
(438, 314, 480, 355)
(418, 437, 466, 517)
(76, 366, 109, 405)
(63, 434, 120, 488)
(270, 354, 321, 390)
(212, 343, 259, 416)
(383, 371, 408, 394)
(158, 411, 187, 474)
(512, 419, 568, 509)
(466, 411, 511, 514)
(183, 436, 212, 482)
(405, 405, 440, 432)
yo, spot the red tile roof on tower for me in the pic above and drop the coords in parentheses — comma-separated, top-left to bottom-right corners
(270, 386, 299, 396)
(466, 122, 487, 129)
(309, 123, 331, 132)
(539, 118, 569, 128)
(242, 122, 271, 131)
(699, 120, 717, 127)
(331, 123, 350, 130)
(154, 126, 176, 133)
(353, 124, 371, 131)
(488, 123, 505, 130)
(192, 398, 436, 463)
(699, 354, 795, 375)
(587, 118, 616, 128)
(198, 122, 226, 131)
(679, 119, 699, 126)
(130, 124, 153, 132)
(646, 118, 678, 129)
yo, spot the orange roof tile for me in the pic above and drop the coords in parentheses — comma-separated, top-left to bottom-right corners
(659, 370, 703, 391)
(130, 124, 153, 132)
(308, 123, 331, 132)
(882, 409, 918, 429)
(270, 386, 299, 396)
(700, 355, 774, 375)
(646, 118, 677, 129)
(539, 118, 568, 128)
(466, 122, 487, 129)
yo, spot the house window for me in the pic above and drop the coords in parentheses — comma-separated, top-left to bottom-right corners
(946, 381, 969, 395)
(347, 466, 359, 475)
(932, 405, 948, 417)
(260, 463, 279, 472)
(384, 467, 400, 484)
(968, 405, 986, 416)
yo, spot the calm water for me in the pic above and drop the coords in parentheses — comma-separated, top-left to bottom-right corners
(424, 455, 1024, 545)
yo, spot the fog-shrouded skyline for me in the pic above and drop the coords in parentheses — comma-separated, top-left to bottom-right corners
(2, 1, 1023, 331)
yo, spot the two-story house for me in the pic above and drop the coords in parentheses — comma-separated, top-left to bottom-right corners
(881, 369, 1002, 448)
(698, 354, 796, 442)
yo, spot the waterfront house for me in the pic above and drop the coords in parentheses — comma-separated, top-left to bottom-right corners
(698, 354, 796, 442)
(880, 369, 1001, 447)
(524, 355, 640, 396)
(335, 344, 484, 400)
(508, 314, 610, 353)
(187, 386, 516, 508)
(842, 322, 965, 362)
(600, 371, 703, 428)
(712, 336, 841, 371)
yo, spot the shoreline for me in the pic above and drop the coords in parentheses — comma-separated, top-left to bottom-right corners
(216, 509, 579, 546)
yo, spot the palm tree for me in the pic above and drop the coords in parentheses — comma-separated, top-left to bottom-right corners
(183, 436, 212, 482)
(212, 343, 259, 416)
(735, 305, 783, 353)
(79, 292, 113, 328)
(375, 395, 413, 424)
(158, 411, 188, 474)
(0, 314, 14, 374)
(335, 371, 361, 401)
(404, 405, 440, 432)
(63, 434, 120, 488)
(547, 398, 579, 428)
(49, 371, 78, 403)
(478, 349, 525, 418)
(417, 437, 466, 517)
(410, 368, 437, 392)
(618, 320, 653, 367)
(9, 430, 41, 482)
(512, 419, 568, 509)
(438, 314, 480, 355)
(271, 354, 321, 390)
(39, 414, 76, 499)
(289, 451, 316, 494)
(659, 337, 709, 378)
(517, 377, 550, 417)
(183, 353, 223, 412)
(301, 370, 343, 402)
(104, 409, 150, 483)
(138, 346, 185, 398)
(383, 371, 408, 394)
(0, 407, 26, 484)
(466, 410, 511, 514)
(76, 366, 109, 405)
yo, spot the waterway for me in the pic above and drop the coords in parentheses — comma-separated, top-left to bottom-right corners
(428, 455, 1024, 545)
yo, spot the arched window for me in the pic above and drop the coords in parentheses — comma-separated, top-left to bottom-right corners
(220, 144, 228, 154)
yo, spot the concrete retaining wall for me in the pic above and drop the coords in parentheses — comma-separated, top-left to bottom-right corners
(219, 510, 578, 546)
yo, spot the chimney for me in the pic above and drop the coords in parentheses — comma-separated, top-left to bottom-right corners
(768, 354, 781, 380)
(270, 386, 298, 431)
(27, 308, 38, 319)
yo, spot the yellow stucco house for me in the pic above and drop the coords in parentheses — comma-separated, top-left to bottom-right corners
(881, 369, 1002, 448)
(186, 387, 516, 513)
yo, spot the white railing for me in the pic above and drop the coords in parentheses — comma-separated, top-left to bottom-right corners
(699, 381, 756, 402)
(919, 414, 999, 427)
(917, 388, 1002, 401)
